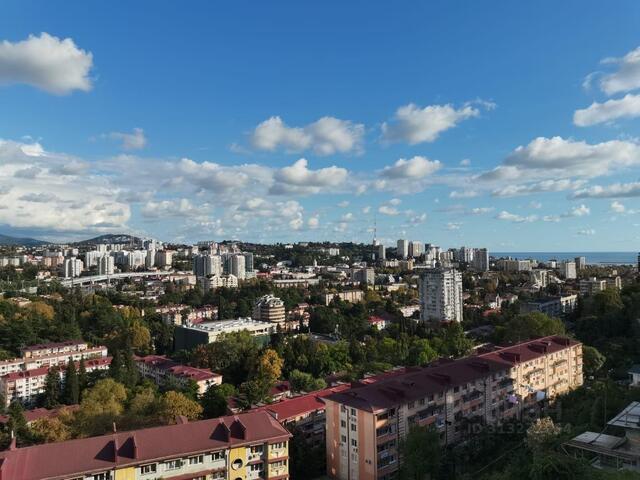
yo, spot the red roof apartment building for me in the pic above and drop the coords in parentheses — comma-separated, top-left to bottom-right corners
(134, 355, 222, 395)
(324, 336, 583, 480)
(0, 411, 291, 480)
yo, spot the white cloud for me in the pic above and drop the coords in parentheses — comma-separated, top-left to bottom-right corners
(495, 211, 538, 223)
(446, 222, 462, 230)
(574, 94, 640, 126)
(577, 228, 596, 236)
(479, 137, 640, 185)
(273, 158, 348, 190)
(598, 46, 640, 95)
(337, 200, 350, 208)
(250, 116, 364, 155)
(381, 102, 487, 144)
(378, 205, 399, 216)
(611, 201, 625, 213)
(362, 206, 371, 214)
(380, 156, 441, 179)
(460, 159, 471, 166)
(572, 182, 640, 198)
(0, 33, 93, 94)
(107, 128, 147, 150)
(307, 215, 320, 229)
(449, 190, 479, 199)
(388, 198, 402, 206)
(341, 212, 354, 222)
(141, 198, 208, 218)
(491, 179, 585, 197)
(567, 204, 590, 217)
(470, 207, 494, 215)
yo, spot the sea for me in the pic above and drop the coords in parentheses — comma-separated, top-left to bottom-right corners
(492, 252, 637, 266)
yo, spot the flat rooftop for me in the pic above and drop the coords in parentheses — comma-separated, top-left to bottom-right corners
(181, 318, 274, 332)
(608, 401, 640, 430)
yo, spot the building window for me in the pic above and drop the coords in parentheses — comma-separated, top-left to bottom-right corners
(211, 450, 226, 461)
(351, 438, 358, 447)
(341, 420, 346, 428)
(92, 474, 111, 480)
(341, 434, 347, 443)
(189, 455, 204, 465)
(140, 463, 157, 474)
(164, 459, 182, 470)
(250, 444, 264, 454)
(271, 442, 285, 449)
(350, 423, 357, 431)
(408, 402, 415, 409)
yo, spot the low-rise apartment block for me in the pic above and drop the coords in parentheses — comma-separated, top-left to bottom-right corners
(0, 411, 291, 480)
(0, 340, 108, 377)
(0, 357, 112, 407)
(135, 355, 222, 395)
(324, 336, 583, 479)
(520, 294, 578, 318)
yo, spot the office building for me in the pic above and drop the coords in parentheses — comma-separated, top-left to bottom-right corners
(497, 259, 532, 272)
(174, 319, 276, 350)
(377, 244, 386, 261)
(244, 252, 254, 272)
(0, 411, 291, 480)
(146, 248, 157, 267)
(84, 250, 102, 268)
(228, 254, 246, 280)
(135, 355, 222, 395)
(157, 250, 174, 268)
(323, 290, 365, 306)
(62, 257, 83, 278)
(575, 256, 586, 270)
(419, 268, 463, 323)
(396, 239, 408, 259)
(325, 336, 583, 479)
(98, 254, 115, 275)
(253, 295, 286, 328)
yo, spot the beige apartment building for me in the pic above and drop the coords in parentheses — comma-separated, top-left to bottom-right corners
(324, 336, 583, 480)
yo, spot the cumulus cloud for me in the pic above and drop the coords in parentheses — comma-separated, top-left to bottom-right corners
(598, 46, 640, 95)
(574, 94, 640, 126)
(141, 198, 208, 218)
(572, 182, 640, 199)
(495, 211, 538, 223)
(381, 102, 490, 144)
(307, 215, 320, 229)
(380, 156, 442, 179)
(567, 204, 590, 217)
(0, 33, 93, 94)
(378, 205, 399, 216)
(611, 201, 626, 213)
(449, 190, 479, 199)
(107, 128, 147, 150)
(250, 116, 364, 155)
(271, 158, 348, 194)
(491, 179, 585, 197)
(478, 137, 640, 186)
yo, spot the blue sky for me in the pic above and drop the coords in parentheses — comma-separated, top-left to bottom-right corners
(1, 1, 640, 250)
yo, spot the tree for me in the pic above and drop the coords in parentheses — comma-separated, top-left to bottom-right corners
(501, 312, 565, 344)
(63, 359, 80, 405)
(200, 383, 235, 419)
(78, 357, 88, 398)
(191, 331, 260, 385)
(399, 425, 441, 479)
(43, 366, 62, 408)
(75, 378, 127, 436)
(6, 401, 29, 445)
(582, 345, 606, 378)
(289, 370, 326, 393)
(157, 391, 202, 423)
(29, 416, 71, 443)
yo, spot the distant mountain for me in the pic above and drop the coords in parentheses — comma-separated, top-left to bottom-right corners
(0, 233, 50, 247)
(76, 233, 142, 245)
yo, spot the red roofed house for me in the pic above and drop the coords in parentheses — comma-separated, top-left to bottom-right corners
(134, 355, 222, 395)
(367, 316, 390, 330)
(0, 411, 291, 480)
(253, 385, 351, 448)
(324, 336, 583, 479)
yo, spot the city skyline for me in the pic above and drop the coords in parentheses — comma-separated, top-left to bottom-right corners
(2, 2, 640, 250)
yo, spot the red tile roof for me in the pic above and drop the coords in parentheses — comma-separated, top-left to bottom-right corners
(135, 355, 221, 382)
(327, 336, 580, 413)
(0, 411, 290, 480)
(254, 384, 350, 422)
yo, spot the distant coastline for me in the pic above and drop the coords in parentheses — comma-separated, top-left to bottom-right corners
(492, 251, 637, 266)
